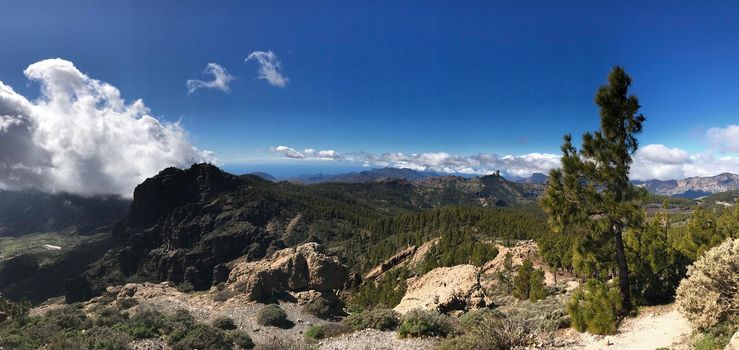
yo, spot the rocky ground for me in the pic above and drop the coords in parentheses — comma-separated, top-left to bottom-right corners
(317, 329, 439, 350)
(562, 304, 692, 350)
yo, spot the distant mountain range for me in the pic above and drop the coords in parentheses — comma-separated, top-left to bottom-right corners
(286, 167, 444, 184)
(634, 173, 739, 198)
(249, 168, 739, 199)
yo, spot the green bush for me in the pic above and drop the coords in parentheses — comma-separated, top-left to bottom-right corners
(256, 304, 291, 328)
(458, 308, 499, 332)
(343, 307, 400, 331)
(168, 323, 231, 350)
(45, 304, 92, 330)
(304, 324, 325, 340)
(94, 307, 128, 327)
(567, 279, 621, 335)
(676, 238, 739, 330)
(212, 316, 237, 330)
(126, 309, 167, 339)
(303, 297, 342, 319)
(438, 312, 533, 350)
(692, 321, 735, 350)
(84, 326, 131, 350)
(176, 281, 194, 293)
(227, 330, 255, 349)
(397, 309, 458, 338)
(117, 298, 138, 310)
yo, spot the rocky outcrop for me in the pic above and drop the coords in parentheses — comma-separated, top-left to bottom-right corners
(66, 164, 286, 302)
(394, 264, 487, 314)
(226, 243, 348, 302)
(636, 173, 739, 197)
(364, 246, 416, 280)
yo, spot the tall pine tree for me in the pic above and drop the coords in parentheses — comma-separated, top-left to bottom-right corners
(541, 66, 646, 312)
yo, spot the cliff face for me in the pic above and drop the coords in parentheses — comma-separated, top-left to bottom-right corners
(637, 173, 739, 197)
(675, 173, 739, 195)
(67, 164, 285, 301)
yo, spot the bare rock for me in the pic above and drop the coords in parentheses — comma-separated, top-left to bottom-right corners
(227, 243, 347, 302)
(364, 245, 416, 280)
(394, 264, 487, 314)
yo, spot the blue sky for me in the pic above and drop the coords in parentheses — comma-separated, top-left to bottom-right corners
(0, 0, 738, 185)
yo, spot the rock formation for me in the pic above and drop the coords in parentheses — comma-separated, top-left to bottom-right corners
(394, 264, 488, 314)
(226, 243, 348, 302)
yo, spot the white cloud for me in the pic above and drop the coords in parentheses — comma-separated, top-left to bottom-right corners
(272, 143, 739, 181)
(631, 143, 739, 180)
(186, 63, 234, 94)
(271, 146, 341, 160)
(0, 58, 213, 196)
(706, 124, 739, 153)
(270, 145, 560, 177)
(245, 51, 288, 88)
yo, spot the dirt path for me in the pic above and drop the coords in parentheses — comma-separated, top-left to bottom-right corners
(568, 304, 692, 350)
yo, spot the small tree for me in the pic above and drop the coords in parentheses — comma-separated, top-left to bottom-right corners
(529, 269, 547, 302)
(513, 259, 534, 300)
(496, 252, 514, 293)
(541, 66, 646, 313)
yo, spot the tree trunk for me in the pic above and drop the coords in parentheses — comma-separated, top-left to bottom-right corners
(613, 224, 632, 313)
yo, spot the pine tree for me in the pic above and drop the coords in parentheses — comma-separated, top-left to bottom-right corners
(529, 268, 547, 302)
(513, 258, 534, 300)
(541, 66, 646, 312)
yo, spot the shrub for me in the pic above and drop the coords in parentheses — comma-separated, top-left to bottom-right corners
(212, 290, 233, 302)
(254, 337, 311, 350)
(94, 307, 128, 327)
(343, 307, 400, 331)
(567, 279, 621, 335)
(438, 312, 533, 350)
(227, 330, 255, 349)
(167, 308, 196, 328)
(303, 297, 342, 319)
(304, 324, 325, 340)
(692, 321, 735, 350)
(117, 298, 138, 310)
(676, 238, 739, 330)
(126, 309, 167, 339)
(176, 281, 194, 293)
(397, 309, 458, 338)
(48, 333, 87, 350)
(319, 322, 351, 338)
(168, 323, 231, 350)
(256, 304, 291, 328)
(45, 304, 92, 330)
(212, 315, 238, 330)
(459, 308, 499, 332)
(84, 326, 131, 350)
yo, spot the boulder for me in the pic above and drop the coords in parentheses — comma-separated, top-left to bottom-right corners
(394, 264, 488, 314)
(227, 243, 348, 302)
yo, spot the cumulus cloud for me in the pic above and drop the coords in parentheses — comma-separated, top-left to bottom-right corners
(186, 63, 235, 94)
(272, 143, 739, 181)
(0, 58, 213, 196)
(271, 146, 341, 160)
(245, 51, 288, 88)
(631, 143, 739, 180)
(706, 124, 739, 153)
(270, 145, 560, 177)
